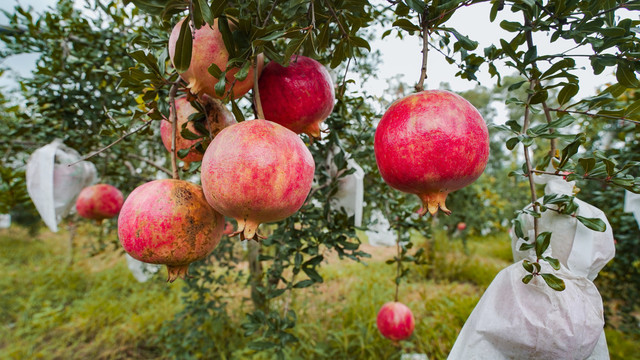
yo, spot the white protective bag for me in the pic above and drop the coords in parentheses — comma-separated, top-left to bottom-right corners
(125, 254, 161, 283)
(26, 140, 97, 232)
(0, 214, 11, 229)
(326, 147, 364, 227)
(365, 209, 397, 247)
(624, 190, 640, 228)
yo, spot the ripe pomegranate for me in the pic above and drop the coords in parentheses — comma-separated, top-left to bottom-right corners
(457, 222, 467, 231)
(200, 119, 315, 241)
(160, 95, 236, 167)
(168, 18, 263, 99)
(75, 184, 124, 222)
(377, 302, 415, 342)
(118, 179, 224, 282)
(374, 90, 489, 216)
(257, 55, 334, 138)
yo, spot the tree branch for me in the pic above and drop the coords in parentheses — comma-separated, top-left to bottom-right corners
(322, 0, 348, 38)
(129, 154, 172, 176)
(169, 82, 180, 180)
(547, 108, 640, 125)
(416, 13, 429, 92)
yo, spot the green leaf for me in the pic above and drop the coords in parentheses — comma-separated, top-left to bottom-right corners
(208, 63, 223, 78)
(444, 28, 478, 51)
(197, 0, 214, 26)
(302, 267, 323, 283)
(177, 148, 190, 159)
(404, 0, 426, 13)
(506, 137, 520, 150)
(174, 19, 193, 73)
(541, 273, 566, 291)
(392, 19, 420, 32)
(578, 157, 596, 174)
(248, 341, 276, 351)
(293, 280, 314, 288)
(624, 98, 640, 117)
(535, 232, 552, 258)
(557, 83, 579, 106)
(522, 274, 534, 284)
(544, 256, 561, 270)
(234, 61, 251, 81)
(616, 62, 640, 88)
(349, 36, 371, 52)
(523, 260, 534, 273)
(519, 242, 534, 251)
(576, 216, 607, 232)
(214, 76, 226, 97)
(231, 98, 245, 122)
(500, 20, 522, 32)
(217, 16, 236, 58)
(180, 127, 203, 140)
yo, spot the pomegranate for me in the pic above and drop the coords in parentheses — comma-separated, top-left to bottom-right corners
(374, 90, 489, 216)
(117, 179, 224, 282)
(168, 18, 263, 99)
(457, 222, 467, 231)
(200, 119, 315, 241)
(75, 184, 124, 222)
(377, 302, 415, 342)
(160, 95, 236, 167)
(257, 56, 335, 138)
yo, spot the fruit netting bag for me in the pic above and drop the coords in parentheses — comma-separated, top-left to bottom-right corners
(125, 254, 161, 283)
(26, 140, 97, 232)
(448, 227, 606, 360)
(326, 148, 364, 227)
(624, 190, 640, 228)
(0, 214, 10, 229)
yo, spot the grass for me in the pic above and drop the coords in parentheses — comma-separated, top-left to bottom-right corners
(0, 225, 638, 359)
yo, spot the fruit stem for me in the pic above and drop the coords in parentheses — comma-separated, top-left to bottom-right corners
(415, 11, 430, 92)
(253, 56, 265, 119)
(169, 82, 181, 180)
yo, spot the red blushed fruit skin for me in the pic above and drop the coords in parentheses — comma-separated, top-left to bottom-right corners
(76, 184, 124, 221)
(258, 56, 335, 138)
(374, 90, 489, 216)
(117, 179, 224, 282)
(160, 96, 236, 166)
(376, 302, 415, 342)
(457, 222, 467, 231)
(200, 119, 315, 241)
(168, 18, 264, 100)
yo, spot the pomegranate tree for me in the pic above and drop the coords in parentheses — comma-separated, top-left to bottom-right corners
(374, 90, 489, 216)
(377, 302, 415, 342)
(160, 95, 236, 167)
(75, 184, 124, 222)
(117, 179, 224, 282)
(168, 18, 263, 99)
(200, 119, 315, 241)
(257, 55, 334, 138)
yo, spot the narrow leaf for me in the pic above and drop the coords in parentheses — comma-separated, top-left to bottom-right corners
(174, 19, 193, 72)
(541, 273, 566, 291)
(576, 216, 607, 232)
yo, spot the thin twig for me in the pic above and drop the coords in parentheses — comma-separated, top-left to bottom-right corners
(263, 0, 280, 27)
(394, 233, 401, 302)
(542, 101, 557, 157)
(322, 0, 348, 38)
(253, 56, 265, 119)
(547, 108, 640, 125)
(339, 57, 352, 98)
(310, 0, 316, 29)
(129, 154, 172, 176)
(169, 82, 180, 180)
(522, 81, 539, 240)
(416, 13, 429, 92)
(68, 121, 153, 166)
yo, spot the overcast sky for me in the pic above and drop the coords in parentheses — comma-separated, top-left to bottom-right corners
(0, 0, 617, 103)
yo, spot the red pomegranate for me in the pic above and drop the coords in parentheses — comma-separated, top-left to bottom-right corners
(376, 302, 415, 342)
(374, 90, 489, 216)
(117, 179, 224, 282)
(75, 184, 124, 222)
(160, 95, 236, 167)
(200, 119, 315, 241)
(257, 55, 334, 138)
(457, 222, 467, 231)
(168, 18, 263, 99)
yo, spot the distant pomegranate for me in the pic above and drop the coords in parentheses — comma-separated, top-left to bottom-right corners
(168, 18, 263, 99)
(457, 222, 467, 231)
(201, 119, 315, 241)
(374, 90, 489, 216)
(160, 95, 236, 167)
(118, 179, 224, 282)
(258, 56, 334, 138)
(75, 184, 123, 222)
(377, 302, 415, 342)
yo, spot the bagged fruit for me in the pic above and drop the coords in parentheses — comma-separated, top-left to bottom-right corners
(448, 233, 605, 360)
(624, 190, 640, 228)
(327, 148, 364, 227)
(26, 140, 97, 232)
(365, 209, 397, 247)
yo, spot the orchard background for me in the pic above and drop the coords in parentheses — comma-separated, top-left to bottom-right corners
(1, 0, 639, 359)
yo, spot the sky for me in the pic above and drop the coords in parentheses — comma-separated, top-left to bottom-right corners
(0, 0, 619, 104)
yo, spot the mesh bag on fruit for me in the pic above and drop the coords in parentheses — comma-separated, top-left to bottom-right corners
(26, 140, 97, 232)
(624, 190, 640, 228)
(365, 209, 397, 247)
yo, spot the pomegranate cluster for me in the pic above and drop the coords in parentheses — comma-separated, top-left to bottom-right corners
(117, 18, 333, 281)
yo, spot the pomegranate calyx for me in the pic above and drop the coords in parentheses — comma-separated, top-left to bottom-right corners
(166, 264, 191, 283)
(418, 192, 452, 216)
